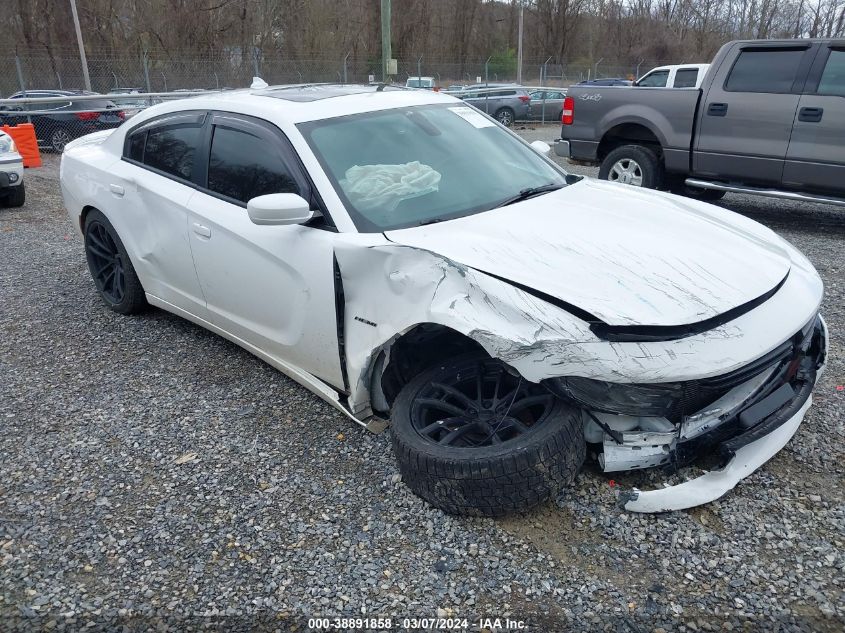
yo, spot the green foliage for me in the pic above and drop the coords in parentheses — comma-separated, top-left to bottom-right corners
(487, 48, 517, 78)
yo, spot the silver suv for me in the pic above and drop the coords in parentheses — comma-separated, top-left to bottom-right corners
(456, 85, 531, 126)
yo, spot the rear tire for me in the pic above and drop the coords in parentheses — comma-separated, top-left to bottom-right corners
(494, 107, 515, 127)
(2, 183, 25, 208)
(50, 128, 72, 153)
(390, 352, 585, 517)
(599, 144, 664, 190)
(83, 209, 147, 314)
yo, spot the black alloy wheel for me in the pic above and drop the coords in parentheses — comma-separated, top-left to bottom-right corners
(410, 358, 555, 448)
(86, 220, 126, 305)
(391, 352, 586, 516)
(83, 209, 147, 314)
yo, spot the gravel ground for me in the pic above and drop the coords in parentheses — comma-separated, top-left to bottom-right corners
(1, 139, 843, 632)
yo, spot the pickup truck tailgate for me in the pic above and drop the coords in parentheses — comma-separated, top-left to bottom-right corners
(562, 86, 701, 169)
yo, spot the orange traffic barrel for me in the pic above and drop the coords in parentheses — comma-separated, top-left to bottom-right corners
(1, 123, 42, 168)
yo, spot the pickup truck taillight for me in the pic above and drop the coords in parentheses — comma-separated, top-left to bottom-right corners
(518, 94, 530, 103)
(562, 97, 574, 125)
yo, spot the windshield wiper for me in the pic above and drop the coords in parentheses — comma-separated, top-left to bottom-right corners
(495, 183, 565, 208)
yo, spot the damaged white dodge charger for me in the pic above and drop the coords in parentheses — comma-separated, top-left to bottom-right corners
(60, 84, 828, 516)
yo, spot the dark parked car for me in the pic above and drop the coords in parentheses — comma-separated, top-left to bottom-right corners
(0, 90, 125, 152)
(574, 78, 633, 86)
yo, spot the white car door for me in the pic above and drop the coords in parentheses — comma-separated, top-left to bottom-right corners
(114, 111, 209, 319)
(185, 113, 345, 390)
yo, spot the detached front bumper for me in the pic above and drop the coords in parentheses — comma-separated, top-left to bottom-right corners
(622, 315, 828, 512)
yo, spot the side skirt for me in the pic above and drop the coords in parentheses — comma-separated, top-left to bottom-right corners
(145, 293, 369, 428)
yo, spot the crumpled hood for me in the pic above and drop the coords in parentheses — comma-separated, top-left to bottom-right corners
(384, 178, 791, 327)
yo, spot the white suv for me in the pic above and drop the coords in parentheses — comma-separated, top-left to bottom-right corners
(0, 130, 24, 207)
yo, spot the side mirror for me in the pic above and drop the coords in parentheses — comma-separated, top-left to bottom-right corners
(247, 193, 314, 226)
(530, 140, 551, 155)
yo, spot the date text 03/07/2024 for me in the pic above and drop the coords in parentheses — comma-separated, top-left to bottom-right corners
(307, 616, 529, 630)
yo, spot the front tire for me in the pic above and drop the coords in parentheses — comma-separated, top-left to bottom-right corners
(494, 107, 515, 127)
(390, 352, 585, 517)
(84, 209, 147, 314)
(599, 144, 664, 189)
(2, 183, 25, 208)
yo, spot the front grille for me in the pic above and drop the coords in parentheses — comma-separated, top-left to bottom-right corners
(665, 316, 816, 421)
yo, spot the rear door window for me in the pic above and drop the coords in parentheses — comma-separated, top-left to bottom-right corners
(725, 48, 805, 93)
(206, 125, 300, 204)
(143, 124, 203, 181)
(674, 68, 699, 88)
(817, 49, 845, 96)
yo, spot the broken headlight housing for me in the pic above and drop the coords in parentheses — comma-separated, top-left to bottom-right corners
(544, 376, 684, 416)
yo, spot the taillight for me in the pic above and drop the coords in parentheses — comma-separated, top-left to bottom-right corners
(519, 94, 530, 103)
(116, 110, 126, 120)
(76, 111, 99, 121)
(562, 97, 574, 124)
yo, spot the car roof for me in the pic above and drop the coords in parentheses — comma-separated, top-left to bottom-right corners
(129, 83, 460, 125)
(646, 64, 709, 72)
(252, 83, 409, 102)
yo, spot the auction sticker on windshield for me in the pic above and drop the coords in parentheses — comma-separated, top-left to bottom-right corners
(448, 106, 495, 128)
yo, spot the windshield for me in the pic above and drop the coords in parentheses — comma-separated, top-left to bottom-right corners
(299, 104, 567, 232)
(406, 79, 433, 88)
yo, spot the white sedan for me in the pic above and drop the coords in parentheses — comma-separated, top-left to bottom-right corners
(60, 84, 827, 516)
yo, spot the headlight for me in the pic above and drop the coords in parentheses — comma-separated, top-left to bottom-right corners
(0, 136, 16, 154)
(544, 376, 683, 416)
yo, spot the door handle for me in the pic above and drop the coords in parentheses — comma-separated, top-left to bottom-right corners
(707, 102, 728, 116)
(192, 222, 211, 238)
(109, 184, 124, 197)
(798, 107, 823, 123)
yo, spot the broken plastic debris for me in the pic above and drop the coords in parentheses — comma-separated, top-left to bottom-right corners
(622, 396, 811, 513)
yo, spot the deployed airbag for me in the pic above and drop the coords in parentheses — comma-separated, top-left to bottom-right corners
(339, 161, 441, 213)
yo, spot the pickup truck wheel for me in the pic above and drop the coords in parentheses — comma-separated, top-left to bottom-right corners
(494, 107, 515, 127)
(390, 352, 585, 517)
(599, 145, 664, 189)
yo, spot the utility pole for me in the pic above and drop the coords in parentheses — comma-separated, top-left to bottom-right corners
(69, 0, 92, 91)
(516, 3, 524, 85)
(380, 0, 392, 82)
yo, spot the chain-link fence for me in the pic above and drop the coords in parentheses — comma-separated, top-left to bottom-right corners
(0, 51, 673, 154)
(3, 51, 672, 96)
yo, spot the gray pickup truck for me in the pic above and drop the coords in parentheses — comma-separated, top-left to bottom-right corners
(555, 38, 845, 206)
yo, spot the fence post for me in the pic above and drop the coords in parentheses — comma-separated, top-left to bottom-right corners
(417, 55, 422, 80)
(142, 51, 152, 105)
(252, 46, 261, 77)
(484, 56, 491, 112)
(343, 52, 350, 84)
(14, 55, 32, 124)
